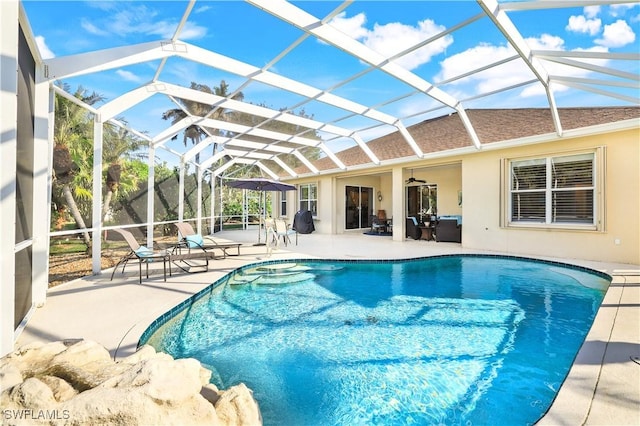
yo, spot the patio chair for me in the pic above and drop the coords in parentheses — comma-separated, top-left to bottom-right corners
(435, 218, 462, 243)
(405, 217, 422, 240)
(370, 214, 387, 234)
(174, 222, 242, 258)
(109, 228, 170, 284)
(274, 218, 297, 246)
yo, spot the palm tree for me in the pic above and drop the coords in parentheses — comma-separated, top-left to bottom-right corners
(102, 122, 144, 222)
(53, 84, 105, 250)
(161, 80, 244, 162)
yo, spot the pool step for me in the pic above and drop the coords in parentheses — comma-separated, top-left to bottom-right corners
(228, 275, 261, 285)
(229, 262, 343, 286)
(306, 264, 344, 272)
(256, 262, 299, 271)
(255, 272, 316, 285)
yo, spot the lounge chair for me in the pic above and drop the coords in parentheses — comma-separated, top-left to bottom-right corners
(109, 228, 171, 283)
(174, 222, 242, 258)
(274, 218, 297, 246)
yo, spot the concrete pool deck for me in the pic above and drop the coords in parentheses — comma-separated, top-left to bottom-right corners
(15, 231, 640, 425)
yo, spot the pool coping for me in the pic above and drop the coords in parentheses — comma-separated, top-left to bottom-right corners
(537, 272, 635, 425)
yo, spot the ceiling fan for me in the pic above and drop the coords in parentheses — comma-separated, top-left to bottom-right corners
(406, 170, 426, 184)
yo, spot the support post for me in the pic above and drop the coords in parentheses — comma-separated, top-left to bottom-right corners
(91, 117, 104, 274)
(178, 160, 185, 222)
(146, 146, 155, 248)
(0, 0, 19, 357)
(210, 173, 216, 234)
(392, 166, 405, 242)
(196, 166, 202, 234)
(31, 71, 54, 300)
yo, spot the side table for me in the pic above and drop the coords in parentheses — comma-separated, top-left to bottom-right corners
(419, 225, 434, 241)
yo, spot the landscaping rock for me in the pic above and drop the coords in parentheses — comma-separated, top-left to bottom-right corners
(214, 383, 263, 426)
(1, 340, 262, 425)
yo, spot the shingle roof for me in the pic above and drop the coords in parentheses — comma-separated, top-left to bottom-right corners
(305, 107, 640, 173)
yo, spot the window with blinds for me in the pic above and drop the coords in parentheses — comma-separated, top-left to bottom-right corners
(510, 153, 595, 225)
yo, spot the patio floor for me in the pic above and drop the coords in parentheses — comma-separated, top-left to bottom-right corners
(15, 230, 640, 425)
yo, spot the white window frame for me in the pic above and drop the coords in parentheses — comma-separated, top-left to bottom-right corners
(503, 149, 604, 231)
(298, 183, 318, 217)
(279, 190, 287, 218)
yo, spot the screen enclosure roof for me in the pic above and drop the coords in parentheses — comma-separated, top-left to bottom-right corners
(23, 0, 640, 179)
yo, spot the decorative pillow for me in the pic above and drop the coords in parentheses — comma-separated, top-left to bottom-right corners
(135, 246, 154, 258)
(186, 234, 204, 248)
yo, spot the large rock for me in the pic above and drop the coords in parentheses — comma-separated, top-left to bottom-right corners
(214, 383, 263, 426)
(1, 340, 262, 425)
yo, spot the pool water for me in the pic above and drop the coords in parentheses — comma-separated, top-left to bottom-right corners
(141, 255, 610, 425)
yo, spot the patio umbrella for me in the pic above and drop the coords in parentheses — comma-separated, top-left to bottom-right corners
(225, 178, 295, 192)
(225, 178, 296, 244)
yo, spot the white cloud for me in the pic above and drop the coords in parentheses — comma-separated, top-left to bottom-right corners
(83, 4, 207, 40)
(329, 11, 369, 40)
(194, 5, 212, 14)
(584, 6, 601, 19)
(434, 34, 612, 100)
(595, 19, 636, 47)
(173, 22, 208, 40)
(566, 15, 601, 36)
(435, 41, 547, 98)
(81, 18, 109, 36)
(609, 3, 639, 17)
(436, 42, 516, 83)
(35, 35, 55, 59)
(115, 69, 142, 83)
(329, 12, 452, 70)
(85, 1, 118, 12)
(526, 34, 566, 51)
(366, 20, 453, 70)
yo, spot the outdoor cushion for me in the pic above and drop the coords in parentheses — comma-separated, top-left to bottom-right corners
(135, 246, 154, 257)
(185, 234, 204, 248)
(438, 215, 462, 226)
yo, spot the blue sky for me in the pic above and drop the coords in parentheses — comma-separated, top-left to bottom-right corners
(22, 1, 640, 160)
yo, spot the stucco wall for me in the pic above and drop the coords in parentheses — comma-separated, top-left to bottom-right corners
(461, 127, 640, 264)
(426, 165, 462, 217)
(287, 177, 335, 234)
(286, 126, 639, 265)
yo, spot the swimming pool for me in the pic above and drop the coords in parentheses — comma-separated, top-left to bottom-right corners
(140, 255, 610, 425)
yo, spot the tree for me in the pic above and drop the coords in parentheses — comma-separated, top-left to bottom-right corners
(161, 80, 244, 162)
(102, 123, 144, 222)
(53, 83, 105, 249)
(53, 83, 148, 254)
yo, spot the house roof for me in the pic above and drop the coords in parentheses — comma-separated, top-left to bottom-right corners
(305, 107, 640, 173)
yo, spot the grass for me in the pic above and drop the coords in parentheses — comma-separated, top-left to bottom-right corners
(49, 237, 124, 255)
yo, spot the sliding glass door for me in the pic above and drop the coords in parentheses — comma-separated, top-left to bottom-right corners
(345, 186, 373, 229)
(406, 184, 438, 221)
